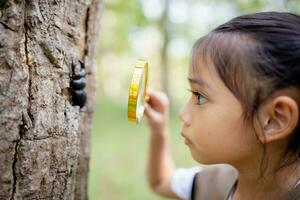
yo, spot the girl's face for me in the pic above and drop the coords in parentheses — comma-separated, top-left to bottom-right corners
(179, 60, 260, 165)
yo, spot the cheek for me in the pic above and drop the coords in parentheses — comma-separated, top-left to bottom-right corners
(189, 105, 256, 164)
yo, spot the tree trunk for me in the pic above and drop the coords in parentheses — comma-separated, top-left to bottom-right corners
(0, 0, 102, 199)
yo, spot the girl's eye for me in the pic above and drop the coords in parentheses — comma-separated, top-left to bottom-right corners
(187, 89, 208, 105)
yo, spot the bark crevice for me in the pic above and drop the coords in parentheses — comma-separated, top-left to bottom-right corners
(10, 4, 33, 199)
(11, 139, 19, 200)
(23, 7, 34, 128)
(0, 22, 18, 32)
(83, 6, 90, 58)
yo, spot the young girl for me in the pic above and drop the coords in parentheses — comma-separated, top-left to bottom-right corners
(144, 12, 300, 200)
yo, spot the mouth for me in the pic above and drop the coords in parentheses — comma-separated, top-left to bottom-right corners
(181, 132, 192, 146)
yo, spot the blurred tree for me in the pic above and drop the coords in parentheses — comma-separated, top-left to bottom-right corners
(0, 0, 102, 199)
(159, 0, 171, 103)
(97, 0, 299, 103)
(101, 0, 148, 53)
(96, 0, 148, 96)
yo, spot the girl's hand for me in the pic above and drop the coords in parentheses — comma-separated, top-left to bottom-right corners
(144, 88, 169, 134)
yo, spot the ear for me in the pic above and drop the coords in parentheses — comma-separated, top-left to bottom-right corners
(255, 96, 299, 143)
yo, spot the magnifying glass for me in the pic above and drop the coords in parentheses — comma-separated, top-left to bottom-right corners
(127, 60, 149, 123)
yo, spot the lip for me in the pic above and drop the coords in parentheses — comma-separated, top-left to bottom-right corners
(184, 138, 192, 146)
(181, 132, 192, 146)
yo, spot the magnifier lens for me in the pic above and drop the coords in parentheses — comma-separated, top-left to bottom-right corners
(137, 71, 146, 120)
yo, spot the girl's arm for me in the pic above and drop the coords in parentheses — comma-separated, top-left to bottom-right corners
(144, 89, 179, 198)
(147, 125, 178, 198)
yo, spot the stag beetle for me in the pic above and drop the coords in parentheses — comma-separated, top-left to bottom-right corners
(70, 60, 86, 108)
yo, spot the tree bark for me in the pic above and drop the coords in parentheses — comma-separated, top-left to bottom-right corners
(0, 0, 102, 199)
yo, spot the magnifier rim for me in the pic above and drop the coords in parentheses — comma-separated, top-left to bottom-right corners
(128, 60, 148, 123)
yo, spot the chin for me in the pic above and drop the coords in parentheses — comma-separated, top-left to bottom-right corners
(190, 149, 209, 164)
(190, 149, 220, 165)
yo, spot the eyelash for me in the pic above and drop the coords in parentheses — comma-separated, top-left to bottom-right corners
(187, 89, 208, 105)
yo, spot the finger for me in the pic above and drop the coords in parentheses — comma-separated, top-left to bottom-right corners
(146, 88, 169, 108)
(144, 103, 161, 121)
(144, 104, 155, 118)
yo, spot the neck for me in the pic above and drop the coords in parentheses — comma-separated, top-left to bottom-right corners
(233, 157, 300, 200)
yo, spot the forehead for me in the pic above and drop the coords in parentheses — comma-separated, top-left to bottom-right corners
(188, 60, 212, 81)
(187, 33, 241, 92)
(189, 34, 218, 79)
(188, 56, 221, 92)
(188, 41, 217, 85)
(188, 32, 253, 85)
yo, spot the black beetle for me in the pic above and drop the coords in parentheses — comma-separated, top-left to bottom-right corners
(71, 90, 87, 108)
(70, 60, 87, 108)
(70, 77, 86, 90)
(72, 67, 86, 80)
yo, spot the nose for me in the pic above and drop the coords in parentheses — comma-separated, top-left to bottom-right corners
(179, 102, 191, 126)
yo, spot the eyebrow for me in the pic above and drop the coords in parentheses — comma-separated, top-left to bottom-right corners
(188, 77, 211, 89)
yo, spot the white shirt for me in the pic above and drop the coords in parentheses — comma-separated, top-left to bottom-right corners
(170, 167, 203, 200)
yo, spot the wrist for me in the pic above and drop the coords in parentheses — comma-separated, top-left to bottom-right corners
(150, 126, 169, 139)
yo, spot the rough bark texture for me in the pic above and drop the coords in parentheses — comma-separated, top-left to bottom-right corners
(0, 0, 102, 199)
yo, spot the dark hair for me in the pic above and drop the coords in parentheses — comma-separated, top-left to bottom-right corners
(191, 12, 300, 171)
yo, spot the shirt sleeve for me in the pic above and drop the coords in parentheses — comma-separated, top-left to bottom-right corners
(170, 167, 203, 200)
